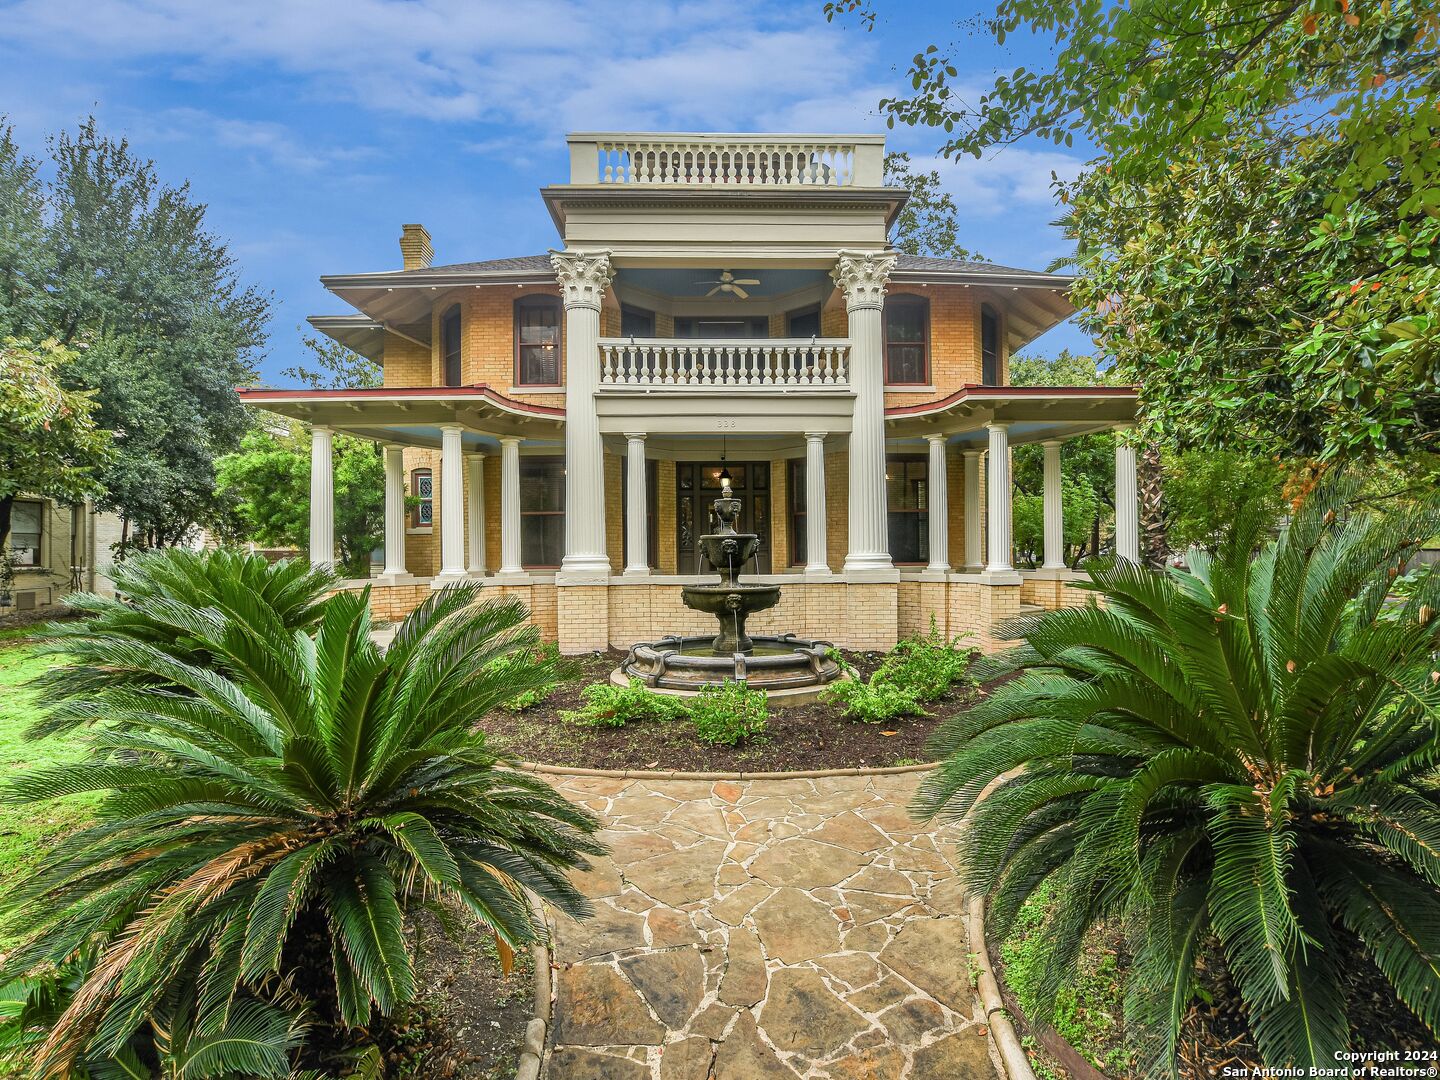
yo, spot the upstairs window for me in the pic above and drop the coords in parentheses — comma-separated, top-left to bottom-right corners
(441, 304, 462, 386)
(410, 468, 433, 529)
(621, 305, 655, 337)
(884, 295, 929, 385)
(786, 305, 821, 338)
(981, 304, 1001, 385)
(515, 296, 562, 386)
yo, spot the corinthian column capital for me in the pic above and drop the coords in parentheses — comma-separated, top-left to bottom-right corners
(549, 249, 615, 310)
(831, 249, 897, 311)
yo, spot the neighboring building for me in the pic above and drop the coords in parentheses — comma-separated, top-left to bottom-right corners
(3, 497, 123, 613)
(239, 132, 1137, 653)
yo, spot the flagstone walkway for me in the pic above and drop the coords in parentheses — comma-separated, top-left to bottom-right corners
(541, 770, 1001, 1080)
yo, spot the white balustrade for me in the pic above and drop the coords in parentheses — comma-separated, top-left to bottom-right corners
(568, 134, 884, 188)
(597, 338, 851, 390)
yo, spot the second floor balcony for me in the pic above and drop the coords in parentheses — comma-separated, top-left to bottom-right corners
(597, 337, 851, 391)
(567, 133, 886, 189)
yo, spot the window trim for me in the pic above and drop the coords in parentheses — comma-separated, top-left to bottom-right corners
(980, 303, 1002, 386)
(514, 295, 564, 388)
(886, 453, 930, 566)
(883, 294, 930, 386)
(8, 499, 44, 568)
(409, 468, 433, 530)
(519, 455, 565, 569)
(441, 303, 463, 387)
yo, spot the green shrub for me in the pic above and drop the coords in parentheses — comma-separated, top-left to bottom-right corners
(0, 583, 603, 1078)
(492, 641, 563, 710)
(821, 675, 925, 724)
(562, 679, 688, 727)
(916, 475, 1440, 1073)
(690, 680, 768, 745)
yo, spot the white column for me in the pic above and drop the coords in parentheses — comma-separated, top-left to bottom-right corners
(437, 425, 466, 580)
(804, 432, 829, 575)
(1042, 440, 1066, 570)
(832, 250, 897, 574)
(466, 452, 486, 575)
(985, 423, 1013, 574)
(624, 432, 649, 576)
(1115, 427, 1140, 563)
(381, 443, 406, 577)
(963, 450, 983, 572)
(551, 249, 614, 576)
(499, 436, 524, 575)
(926, 433, 950, 573)
(308, 425, 334, 569)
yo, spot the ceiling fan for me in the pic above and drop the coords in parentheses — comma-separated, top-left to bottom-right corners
(696, 269, 760, 299)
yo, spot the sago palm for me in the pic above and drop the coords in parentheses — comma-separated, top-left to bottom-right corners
(917, 476, 1440, 1074)
(0, 583, 602, 1079)
(31, 547, 335, 734)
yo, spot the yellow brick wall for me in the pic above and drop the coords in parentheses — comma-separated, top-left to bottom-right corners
(825, 450, 848, 569)
(771, 457, 791, 569)
(604, 452, 623, 572)
(656, 462, 677, 573)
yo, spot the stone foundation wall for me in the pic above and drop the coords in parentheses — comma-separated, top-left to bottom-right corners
(1020, 575, 1097, 612)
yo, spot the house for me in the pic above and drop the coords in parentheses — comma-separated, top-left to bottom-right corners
(238, 133, 1137, 653)
(2, 497, 123, 614)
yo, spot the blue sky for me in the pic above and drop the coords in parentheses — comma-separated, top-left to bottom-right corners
(0, 0, 1093, 384)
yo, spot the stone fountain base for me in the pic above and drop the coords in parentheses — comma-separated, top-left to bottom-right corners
(615, 633, 846, 706)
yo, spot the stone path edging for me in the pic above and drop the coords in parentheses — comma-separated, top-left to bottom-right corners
(518, 760, 938, 781)
(968, 895, 1036, 1080)
(516, 894, 553, 1080)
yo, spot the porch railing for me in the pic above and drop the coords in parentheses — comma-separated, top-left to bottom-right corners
(597, 338, 851, 390)
(568, 133, 885, 188)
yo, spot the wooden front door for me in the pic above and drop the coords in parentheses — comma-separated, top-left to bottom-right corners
(676, 462, 771, 574)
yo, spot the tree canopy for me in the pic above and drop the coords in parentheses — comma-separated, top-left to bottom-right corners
(0, 118, 270, 547)
(831, 1, 1440, 460)
(0, 337, 112, 547)
(884, 151, 983, 261)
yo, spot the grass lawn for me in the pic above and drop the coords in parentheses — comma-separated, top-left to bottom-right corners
(0, 630, 97, 915)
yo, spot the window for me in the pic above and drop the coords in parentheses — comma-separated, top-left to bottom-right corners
(520, 457, 565, 567)
(886, 456, 929, 564)
(786, 306, 821, 337)
(8, 501, 42, 567)
(788, 459, 807, 566)
(410, 469, 433, 529)
(884, 295, 929, 385)
(981, 304, 1001, 385)
(674, 316, 768, 338)
(621, 305, 655, 337)
(515, 296, 562, 386)
(441, 304, 462, 386)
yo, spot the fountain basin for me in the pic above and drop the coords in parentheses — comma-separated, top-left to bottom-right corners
(679, 582, 780, 654)
(616, 633, 846, 706)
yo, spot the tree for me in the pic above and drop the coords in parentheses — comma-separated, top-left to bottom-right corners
(1, 581, 601, 1077)
(918, 476, 1440, 1073)
(1007, 348, 1115, 388)
(830, 1, 1440, 461)
(884, 151, 983, 261)
(1012, 473, 1099, 567)
(281, 329, 380, 391)
(0, 118, 270, 548)
(0, 337, 111, 548)
(215, 422, 383, 577)
(1163, 450, 1289, 551)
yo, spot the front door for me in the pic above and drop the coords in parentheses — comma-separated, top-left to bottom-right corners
(676, 462, 771, 574)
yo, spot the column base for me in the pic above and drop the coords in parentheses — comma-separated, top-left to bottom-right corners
(843, 552, 895, 574)
(430, 571, 470, 589)
(804, 565, 835, 580)
(977, 569, 1024, 586)
(622, 566, 651, 578)
(918, 565, 951, 581)
(561, 553, 612, 576)
(375, 571, 416, 585)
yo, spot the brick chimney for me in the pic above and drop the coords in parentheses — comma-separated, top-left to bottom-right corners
(399, 223, 433, 270)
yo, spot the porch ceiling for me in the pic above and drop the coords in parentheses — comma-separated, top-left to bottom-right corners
(884, 385, 1138, 445)
(235, 386, 566, 446)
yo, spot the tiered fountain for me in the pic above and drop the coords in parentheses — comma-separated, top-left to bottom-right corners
(616, 477, 844, 702)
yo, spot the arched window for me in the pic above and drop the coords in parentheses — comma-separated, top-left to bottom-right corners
(410, 468, 433, 528)
(883, 295, 929, 385)
(980, 304, 1001, 385)
(441, 304, 462, 387)
(515, 296, 562, 386)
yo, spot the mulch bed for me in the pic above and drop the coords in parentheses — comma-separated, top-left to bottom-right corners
(476, 649, 981, 773)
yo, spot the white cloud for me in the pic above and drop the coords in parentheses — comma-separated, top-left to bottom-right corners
(128, 108, 374, 173)
(932, 147, 1084, 218)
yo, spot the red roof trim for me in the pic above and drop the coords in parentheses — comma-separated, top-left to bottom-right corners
(884, 384, 1138, 417)
(236, 383, 566, 417)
